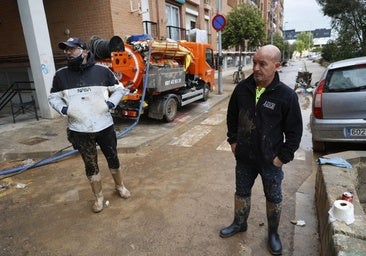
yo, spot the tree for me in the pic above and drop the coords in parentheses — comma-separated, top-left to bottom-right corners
(297, 32, 314, 50)
(287, 42, 296, 60)
(294, 40, 306, 57)
(292, 32, 313, 58)
(317, 0, 366, 61)
(222, 4, 266, 51)
(271, 32, 287, 61)
(272, 32, 285, 51)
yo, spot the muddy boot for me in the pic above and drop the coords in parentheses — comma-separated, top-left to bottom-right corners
(219, 195, 251, 238)
(110, 168, 131, 199)
(266, 201, 282, 255)
(88, 173, 104, 213)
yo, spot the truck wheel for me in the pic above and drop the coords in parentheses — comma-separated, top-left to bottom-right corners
(312, 139, 326, 152)
(163, 97, 178, 122)
(202, 83, 210, 101)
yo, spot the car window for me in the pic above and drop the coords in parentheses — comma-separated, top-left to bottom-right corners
(327, 65, 366, 91)
(328, 71, 351, 89)
(349, 66, 366, 87)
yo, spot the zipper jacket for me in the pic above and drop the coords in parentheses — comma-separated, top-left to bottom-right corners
(49, 53, 128, 132)
(227, 72, 303, 166)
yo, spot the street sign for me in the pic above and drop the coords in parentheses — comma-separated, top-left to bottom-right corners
(212, 14, 226, 31)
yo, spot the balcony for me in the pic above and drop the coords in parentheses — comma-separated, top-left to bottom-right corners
(143, 21, 158, 39)
(167, 26, 188, 41)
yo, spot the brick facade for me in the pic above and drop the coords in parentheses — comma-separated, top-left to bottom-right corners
(0, 0, 283, 67)
(0, 0, 27, 57)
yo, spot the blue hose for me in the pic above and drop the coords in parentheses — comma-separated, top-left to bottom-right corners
(0, 44, 152, 177)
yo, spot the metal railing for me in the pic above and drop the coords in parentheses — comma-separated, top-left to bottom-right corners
(167, 25, 188, 41)
(143, 21, 158, 39)
(0, 81, 38, 122)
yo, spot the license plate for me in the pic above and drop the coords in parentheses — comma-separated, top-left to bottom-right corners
(345, 128, 366, 137)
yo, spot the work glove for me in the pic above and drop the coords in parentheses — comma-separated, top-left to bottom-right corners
(61, 106, 68, 115)
(106, 101, 115, 109)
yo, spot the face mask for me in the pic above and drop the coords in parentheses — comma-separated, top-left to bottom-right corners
(67, 51, 85, 71)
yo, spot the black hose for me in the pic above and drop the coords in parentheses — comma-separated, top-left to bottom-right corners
(88, 35, 125, 60)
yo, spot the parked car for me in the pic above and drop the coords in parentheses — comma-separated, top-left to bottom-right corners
(310, 56, 366, 152)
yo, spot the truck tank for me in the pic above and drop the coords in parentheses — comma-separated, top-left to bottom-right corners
(88, 35, 215, 122)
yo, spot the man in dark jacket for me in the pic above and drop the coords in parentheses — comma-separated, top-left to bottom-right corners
(49, 37, 131, 213)
(219, 45, 303, 255)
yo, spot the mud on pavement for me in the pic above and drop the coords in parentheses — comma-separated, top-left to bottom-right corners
(0, 65, 319, 255)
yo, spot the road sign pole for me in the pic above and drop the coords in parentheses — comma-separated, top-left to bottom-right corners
(218, 30, 223, 95)
(212, 1, 225, 95)
(218, 0, 223, 95)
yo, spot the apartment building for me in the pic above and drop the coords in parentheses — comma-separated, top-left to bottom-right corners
(0, 0, 284, 118)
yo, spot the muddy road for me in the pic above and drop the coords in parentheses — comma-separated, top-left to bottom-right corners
(1, 60, 326, 256)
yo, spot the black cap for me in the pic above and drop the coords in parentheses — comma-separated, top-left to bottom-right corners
(58, 37, 86, 50)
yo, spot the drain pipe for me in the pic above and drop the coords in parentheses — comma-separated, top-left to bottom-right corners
(0, 44, 152, 178)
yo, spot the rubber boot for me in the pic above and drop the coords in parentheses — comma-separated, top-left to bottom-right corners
(88, 173, 104, 213)
(266, 201, 282, 255)
(219, 195, 251, 238)
(110, 168, 131, 199)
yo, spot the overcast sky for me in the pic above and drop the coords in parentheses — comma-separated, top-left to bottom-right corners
(284, 0, 331, 31)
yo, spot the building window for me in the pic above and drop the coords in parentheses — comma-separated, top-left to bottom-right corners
(190, 20, 196, 30)
(206, 48, 214, 68)
(166, 3, 180, 40)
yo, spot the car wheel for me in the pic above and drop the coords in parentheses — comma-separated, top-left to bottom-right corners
(312, 139, 326, 152)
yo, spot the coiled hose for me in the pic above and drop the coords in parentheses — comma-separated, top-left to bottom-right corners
(88, 35, 125, 60)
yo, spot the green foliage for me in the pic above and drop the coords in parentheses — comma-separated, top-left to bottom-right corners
(317, 0, 366, 61)
(287, 43, 296, 59)
(297, 32, 314, 49)
(271, 32, 292, 61)
(272, 32, 284, 50)
(322, 39, 361, 62)
(294, 40, 305, 57)
(222, 4, 266, 50)
(318, 0, 362, 17)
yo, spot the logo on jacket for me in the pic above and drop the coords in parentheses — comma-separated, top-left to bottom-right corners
(77, 87, 92, 93)
(263, 100, 275, 110)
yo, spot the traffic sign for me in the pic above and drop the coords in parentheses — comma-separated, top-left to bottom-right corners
(212, 14, 226, 31)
